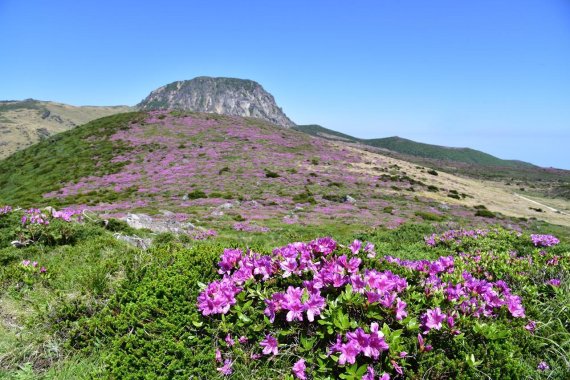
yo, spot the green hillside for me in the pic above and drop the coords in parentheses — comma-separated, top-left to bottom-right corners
(293, 124, 360, 143)
(294, 124, 535, 168)
(366, 136, 536, 168)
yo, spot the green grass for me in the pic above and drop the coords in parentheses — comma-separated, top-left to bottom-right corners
(0, 112, 144, 207)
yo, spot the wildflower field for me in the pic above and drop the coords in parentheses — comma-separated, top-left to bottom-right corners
(0, 206, 568, 379)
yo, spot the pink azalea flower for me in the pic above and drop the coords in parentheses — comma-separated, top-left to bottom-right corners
(391, 360, 403, 375)
(260, 334, 279, 355)
(362, 366, 375, 380)
(422, 307, 446, 331)
(537, 361, 549, 371)
(284, 286, 305, 322)
(217, 359, 233, 375)
(305, 291, 326, 322)
(364, 242, 376, 258)
(292, 358, 306, 380)
(506, 295, 525, 318)
(349, 239, 362, 255)
(338, 340, 360, 365)
(395, 298, 407, 320)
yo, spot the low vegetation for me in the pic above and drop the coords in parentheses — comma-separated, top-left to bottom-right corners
(0, 206, 568, 379)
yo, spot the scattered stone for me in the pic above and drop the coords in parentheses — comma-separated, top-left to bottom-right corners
(11, 240, 32, 248)
(343, 195, 356, 204)
(122, 213, 194, 234)
(114, 234, 152, 250)
(438, 203, 450, 211)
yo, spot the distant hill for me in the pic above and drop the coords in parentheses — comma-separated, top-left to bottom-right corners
(0, 99, 132, 159)
(294, 124, 535, 168)
(365, 136, 536, 168)
(137, 76, 295, 127)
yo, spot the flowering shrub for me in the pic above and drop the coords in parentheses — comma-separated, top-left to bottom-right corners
(530, 234, 560, 247)
(195, 230, 560, 379)
(1, 206, 85, 246)
(17, 259, 48, 285)
(424, 228, 489, 247)
(233, 222, 270, 233)
(191, 229, 218, 240)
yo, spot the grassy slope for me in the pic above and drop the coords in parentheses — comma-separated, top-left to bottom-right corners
(0, 112, 144, 206)
(294, 124, 570, 198)
(2, 111, 570, 231)
(0, 99, 132, 159)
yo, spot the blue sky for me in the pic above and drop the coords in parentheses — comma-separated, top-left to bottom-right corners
(1, 1, 569, 168)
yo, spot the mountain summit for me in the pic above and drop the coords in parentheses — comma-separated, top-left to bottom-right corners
(137, 77, 295, 127)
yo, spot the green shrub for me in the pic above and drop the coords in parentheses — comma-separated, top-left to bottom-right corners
(475, 209, 496, 218)
(187, 190, 207, 199)
(264, 169, 280, 178)
(292, 191, 316, 204)
(415, 211, 445, 221)
(322, 194, 344, 203)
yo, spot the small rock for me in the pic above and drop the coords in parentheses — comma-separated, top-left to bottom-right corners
(343, 195, 356, 204)
(114, 234, 152, 250)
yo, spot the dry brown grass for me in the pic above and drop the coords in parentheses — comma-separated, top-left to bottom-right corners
(339, 143, 570, 227)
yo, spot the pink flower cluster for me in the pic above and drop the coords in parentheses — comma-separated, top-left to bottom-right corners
(20, 207, 83, 226)
(330, 322, 389, 365)
(385, 256, 526, 322)
(21, 208, 49, 225)
(197, 277, 241, 316)
(424, 229, 489, 247)
(52, 208, 83, 222)
(530, 234, 560, 247)
(232, 222, 270, 233)
(0, 205, 12, 214)
(191, 229, 218, 240)
(21, 259, 47, 274)
(198, 233, 539, 378)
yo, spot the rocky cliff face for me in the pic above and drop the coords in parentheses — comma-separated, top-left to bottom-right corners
(137, 77, 295, 127)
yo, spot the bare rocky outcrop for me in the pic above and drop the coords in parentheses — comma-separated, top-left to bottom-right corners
(137, 77, 295, 128)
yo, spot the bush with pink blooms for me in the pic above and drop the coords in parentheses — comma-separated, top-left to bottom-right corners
(193, 228, 569, 379)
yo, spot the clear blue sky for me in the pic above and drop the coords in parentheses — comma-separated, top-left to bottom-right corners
(1, 1, 569, 168)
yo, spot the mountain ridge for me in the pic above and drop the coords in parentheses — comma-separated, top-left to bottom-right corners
(0, 99, 132, 159)
(293, 124, 536, 168)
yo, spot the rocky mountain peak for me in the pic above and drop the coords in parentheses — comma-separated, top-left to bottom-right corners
(137, 76, 295, 127)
